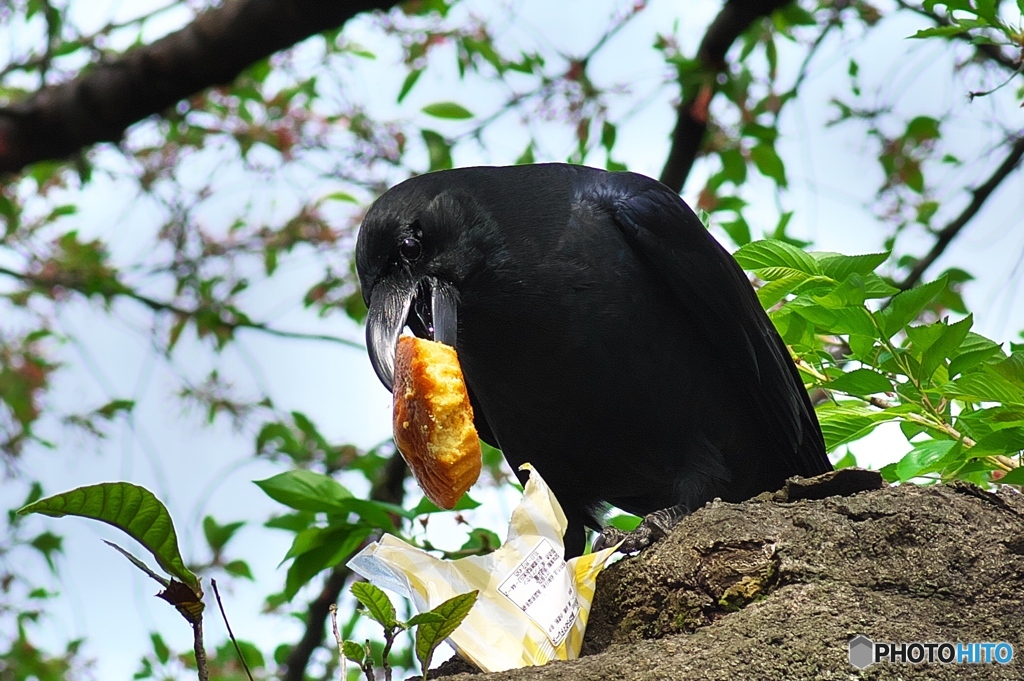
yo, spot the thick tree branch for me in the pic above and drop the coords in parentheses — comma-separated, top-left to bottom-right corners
(897, 134, 1024, 291)
(658, 0, 792, 193)
(0, 0, 400, 176)
(281, 451, 408, 681)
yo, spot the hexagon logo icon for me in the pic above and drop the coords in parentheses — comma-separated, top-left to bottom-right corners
(849, 635, 874, 669)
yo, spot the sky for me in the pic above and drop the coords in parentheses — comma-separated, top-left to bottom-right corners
(3, 1, 1024, 679)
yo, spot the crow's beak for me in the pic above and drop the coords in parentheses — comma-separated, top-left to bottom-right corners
(366, 277, 458, 391)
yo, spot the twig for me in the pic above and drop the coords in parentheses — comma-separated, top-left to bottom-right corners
(194, 618, 209, 681)
(897, 135, 1024, 290)
(329, 604, 346, 681)
(211, 579, 255, 681)
(0, 264, 363, 350)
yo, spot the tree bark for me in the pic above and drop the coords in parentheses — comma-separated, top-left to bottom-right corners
(0, 0, 400, 175)
(433, 470, 1024, 680)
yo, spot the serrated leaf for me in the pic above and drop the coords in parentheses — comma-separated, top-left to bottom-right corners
(414, 591, 478, 676)
(734, 239, 821, 275)
(422, 101, 473, 120)
(877, 275, 948, 338)
(826, 369, 893, 396)
(920, 315, 973, 379)
(351, 582, 399, 629)
(948, 332, 1003, 377)
(254, 470, 353, 513)
(19, 482, 199, 592)
(941, 369, 1024, 406)
(816, 404, 894, 451)
(895, 439, 959, 481)
(815, 251, 889, 280)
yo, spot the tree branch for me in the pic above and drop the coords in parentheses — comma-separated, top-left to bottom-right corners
(897, 134, 1024, 290)
(0, 264, 364, 349)
(0, 0, 400, 176)
(658, 0, 793, 193)
(894, 0, 1021, 73)
(281, 451, 408, 681)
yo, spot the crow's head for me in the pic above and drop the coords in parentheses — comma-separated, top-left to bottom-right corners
(355, 172, 499, 391)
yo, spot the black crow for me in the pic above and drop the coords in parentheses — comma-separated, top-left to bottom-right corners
(356, 163, 830, 558)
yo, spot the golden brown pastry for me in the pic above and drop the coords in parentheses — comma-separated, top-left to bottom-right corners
(393, 336, 482, 509)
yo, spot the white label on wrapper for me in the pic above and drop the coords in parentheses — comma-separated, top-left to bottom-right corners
(497, 537, 580, 645)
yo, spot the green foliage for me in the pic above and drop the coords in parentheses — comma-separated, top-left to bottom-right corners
(348, 582, 478, 681)
(738, 239, 1024, 485)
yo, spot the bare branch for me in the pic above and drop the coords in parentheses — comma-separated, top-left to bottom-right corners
(898, 135, 1024, 290)
(0, 0, 400, 176)
(659, 0, 792, 193)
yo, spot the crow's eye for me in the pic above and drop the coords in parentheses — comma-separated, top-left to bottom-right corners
(399, 236, 422, 262)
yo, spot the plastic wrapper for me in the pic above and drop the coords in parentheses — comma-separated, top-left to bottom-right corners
(347, 464, 620, 672)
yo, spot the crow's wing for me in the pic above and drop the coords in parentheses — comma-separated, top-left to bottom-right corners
(578, 169, 830, 477)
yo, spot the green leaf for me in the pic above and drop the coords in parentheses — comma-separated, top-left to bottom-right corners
(605, 513, 642, 532)
(941, 368, 1024, 406)
(895, 439, 959, 481)
(826, 369, 893, 396)
(342, 640, 366, 663)
(920, 315, 973, 379)
(151, 633, 170, 665)
(409, 493, 481, 516)
(398, 68, 423, 103)
(911, 25, 971, 38)
(223, 560, 254, 580)
(19, 482, 199, 592)
(999, 466, 1024, 485)
(283, 527, 370, 600)
(421, 130, 453, 171)
(406, 612, 446, 627)
(750, 142, 787, 186)
(906, 116, 941, 143)
(733, 239, 821, 276)
(816, 404, 894, 451)
(202, 516, 245, 553)
(414, 591, 478, 677)
(877, 275, 948, 338)
(815, 251, 889, 280)
(948, 332, 1003, 377)
(254, 470, 353, 513)
(422, 102, 474, 120)
(351, 582, 399, 629)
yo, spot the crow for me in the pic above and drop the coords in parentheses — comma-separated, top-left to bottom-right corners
(356, 163, 830, 558)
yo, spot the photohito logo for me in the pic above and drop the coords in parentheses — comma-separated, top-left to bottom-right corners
(848, 635, 1014, 669)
